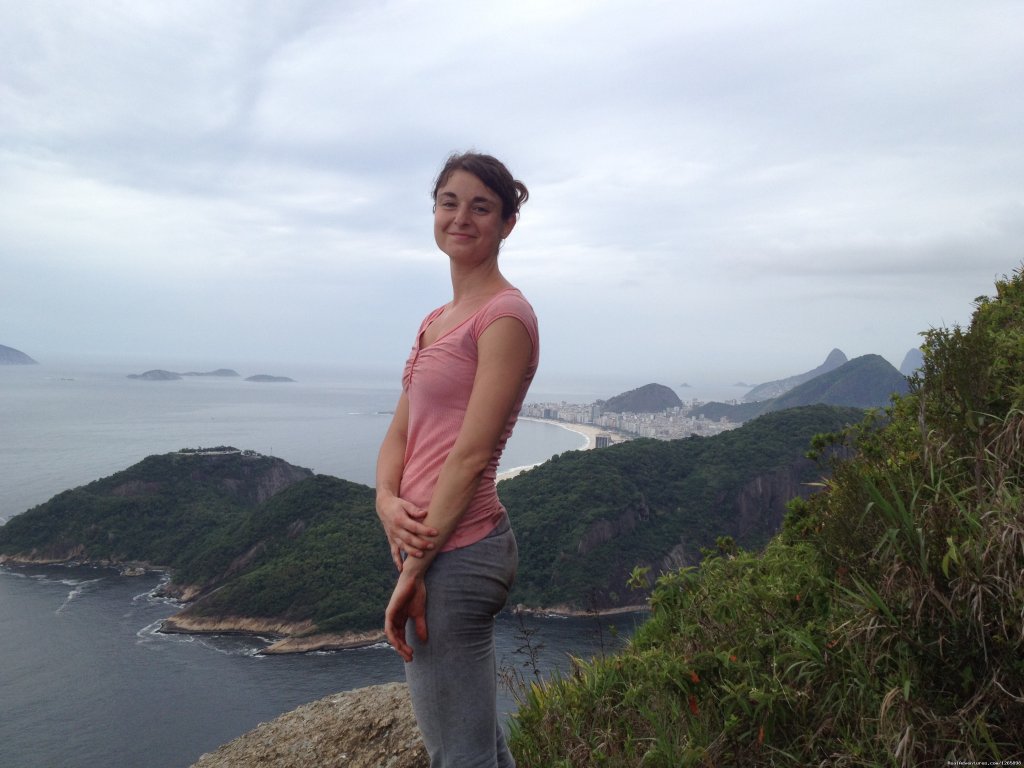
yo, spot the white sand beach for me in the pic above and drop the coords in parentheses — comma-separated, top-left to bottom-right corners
(497, 418, 609, 480)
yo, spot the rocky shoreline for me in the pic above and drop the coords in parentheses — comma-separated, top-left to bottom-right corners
(161, 613, 387, 653)
(1, 557, 643, 654)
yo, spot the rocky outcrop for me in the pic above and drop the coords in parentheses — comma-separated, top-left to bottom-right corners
(576, 496, 650, 556)
(160, 613, 385, 654)
(190, 682, 427, 768)
(727, 460, 817, 541)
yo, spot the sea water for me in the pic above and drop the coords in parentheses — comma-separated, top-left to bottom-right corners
(0, 359, 638, 768)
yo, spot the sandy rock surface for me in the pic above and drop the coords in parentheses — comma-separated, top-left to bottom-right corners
(191, 682, 428, 768)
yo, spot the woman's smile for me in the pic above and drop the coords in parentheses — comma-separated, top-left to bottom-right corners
(433, 170, 515, 263)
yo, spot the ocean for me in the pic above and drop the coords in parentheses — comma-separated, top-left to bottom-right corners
(0, 359, 642, 768)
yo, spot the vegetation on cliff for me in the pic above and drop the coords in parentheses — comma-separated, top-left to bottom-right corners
(0, 450, 393, 635)
(0, 404, 864, 640)
(508, 267, 1024, 765)
(502, 405, 864, 610)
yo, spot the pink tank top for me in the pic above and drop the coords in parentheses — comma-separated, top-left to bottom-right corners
(400, 287, 539, 551)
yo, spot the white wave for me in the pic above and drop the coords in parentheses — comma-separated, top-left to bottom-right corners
(355, 641, 392, 652)
(194, 635, 270, 657)
(55, 578, 103, 614)
(136, 619, 203, 650)
(132, 573, 179, 606)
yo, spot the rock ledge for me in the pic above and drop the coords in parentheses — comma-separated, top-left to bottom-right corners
(191, 682, 427, 768)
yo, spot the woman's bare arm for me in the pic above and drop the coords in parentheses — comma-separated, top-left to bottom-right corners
(375, 391, 437, 569)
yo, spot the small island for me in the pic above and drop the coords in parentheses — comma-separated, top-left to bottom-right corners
(127, 369, 183, 381)
(181, 369, 240, 378)
(246, 375, 295, 383)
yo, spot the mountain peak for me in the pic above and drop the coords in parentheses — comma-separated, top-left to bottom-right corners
(743, 349, 848, 403)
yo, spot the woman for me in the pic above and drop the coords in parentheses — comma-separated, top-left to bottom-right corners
(375, 152, 538, 767)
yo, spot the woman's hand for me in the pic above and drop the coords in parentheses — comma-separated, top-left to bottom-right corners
(376, 492, 438, 570)
(384, 569, 428, 662)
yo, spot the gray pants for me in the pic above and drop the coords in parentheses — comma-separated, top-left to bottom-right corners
(405, 516, 518, 768)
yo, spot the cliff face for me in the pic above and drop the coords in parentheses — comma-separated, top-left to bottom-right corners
(568, 458, 822, 609)
(191, 683, 427, 768)
(726, 460, 818, 543)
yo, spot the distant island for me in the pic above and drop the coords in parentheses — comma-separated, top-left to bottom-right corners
(0, 343, 38, 365)
(181, 369, 240, 378)
(127, 369, 182, 381)
(246, 374, 295, 383)
(126, 368, 292, 382)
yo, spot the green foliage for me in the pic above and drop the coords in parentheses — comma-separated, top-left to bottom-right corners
(501, 405, 864, 609)
(0, 451, 392, 633)
(510, 266, 1024, 765)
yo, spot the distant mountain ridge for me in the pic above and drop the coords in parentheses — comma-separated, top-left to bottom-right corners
(765, 354, 909, 411)
(0, 344, 38, 365)
(601, 383, 682, 413)
(693, 354, 909, 423)
(743, 348, 848, 402)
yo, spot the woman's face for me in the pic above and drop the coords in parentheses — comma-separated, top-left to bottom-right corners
(434, 170, 515, 265)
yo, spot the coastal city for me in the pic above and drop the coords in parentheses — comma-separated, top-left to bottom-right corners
(521, 398, 740, 446)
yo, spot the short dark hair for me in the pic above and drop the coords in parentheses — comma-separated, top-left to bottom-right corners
(432, 152, 529, 221)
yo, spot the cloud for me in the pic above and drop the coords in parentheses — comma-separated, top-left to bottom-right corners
(1, 0, 1022, 389)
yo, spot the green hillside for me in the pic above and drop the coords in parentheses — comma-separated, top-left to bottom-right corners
(0, 450, 394, 634)
(508, 267, 1024, 765)
(0, 406, 864, 639)
(503, 404, 864, 610)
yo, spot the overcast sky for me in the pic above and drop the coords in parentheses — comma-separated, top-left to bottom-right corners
(1, 1, 1021, 394)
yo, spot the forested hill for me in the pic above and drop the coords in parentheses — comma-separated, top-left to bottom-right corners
(601, 383, 682, 413)
(765, 353, 909, 412)
(501, 404, 865, 610)
(0, 450, 393, 638)
(0, 405, 864, 641)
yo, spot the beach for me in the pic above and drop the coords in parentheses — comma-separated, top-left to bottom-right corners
(497, 418, 610, 480)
